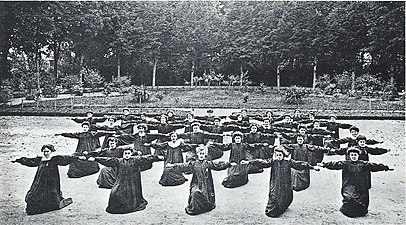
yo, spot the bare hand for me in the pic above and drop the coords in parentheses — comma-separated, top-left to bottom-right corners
(166, 163, 174, 168)
(157, 156, 164, 160)
(78, 156, 86, 160)
(144, 143, 150, 147)
(312, 166, 321, 171)
(240, 160, 249, 165)
(88, 157, 95, 161)
(316, 163, 324, 167)
(83, 151, 88, 155)
(230, 162, 237, 166)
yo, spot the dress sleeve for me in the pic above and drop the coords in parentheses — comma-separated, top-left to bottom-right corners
(94, 157, 120, 167)
(60, 132, 80, 139)
(307, 145, 329, 153)
(366, 147, 390, 155)
(172, 161, 194, 173)
(290, 159, 311, 170)
(92, 117, 107, 123)
(338, 123, 353, 129)
(250, 158, 273, 168)
(322, 161, 345, 170)
(149, 133, 169, 141)
(72, 118, 85, 123)
(332, 137, 350, 144)
(366, 162, 392, 172)
(366, 138, 383, 145)
(203, 132, 223, 139)
(14, 157, 41, 167)
(51, 155, 78, 166)
(209, 161, 231, 171)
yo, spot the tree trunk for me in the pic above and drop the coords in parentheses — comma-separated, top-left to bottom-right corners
(312, 56, 317, 89)
(54, 41, 60, 78)
(36, 44, 40, 91)
(240, 67, 243, 87)
(276, 64, 281, 88)
(117, 55, 121, 78)
(191, 61, 195, 87)
(80, 54, 84, 85)
(152, 58, 157, 87)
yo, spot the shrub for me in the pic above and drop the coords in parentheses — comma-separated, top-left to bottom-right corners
(315, 74, 331, 91)
(381, 80, 399, 101)
(132, 86, 150, 103)
(355, 73, 383, 97)
(72, 85, 83, 96)
(83, 68, 104, 91)
(334, 71, 352, 93)
(0, 86, 13, 103)
(280, 86, 308, 105)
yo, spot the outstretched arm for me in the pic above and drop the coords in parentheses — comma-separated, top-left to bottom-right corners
(91, 157, 120, 167)
(209, 161, 232, 171)
(11, 157, 41, 167)
(318, 161, 345, 170)
(57, 132, 80, 139)
(366, 162, 393, 172)
(366, 146, 390, 155)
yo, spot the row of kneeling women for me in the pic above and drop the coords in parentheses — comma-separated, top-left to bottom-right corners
(11, 109, 393, 218)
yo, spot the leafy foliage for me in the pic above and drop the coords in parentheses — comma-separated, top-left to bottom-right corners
(280, 86, 308, 105)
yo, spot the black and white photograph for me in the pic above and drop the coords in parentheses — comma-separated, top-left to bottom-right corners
(0, 1, 404, 224)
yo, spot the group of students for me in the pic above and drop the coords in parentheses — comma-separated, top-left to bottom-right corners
(11, 108, 393, 218)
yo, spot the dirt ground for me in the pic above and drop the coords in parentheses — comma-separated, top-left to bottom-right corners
(0, 116, 404, 225)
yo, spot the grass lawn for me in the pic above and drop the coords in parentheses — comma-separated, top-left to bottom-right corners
(1, 88, 404, 117)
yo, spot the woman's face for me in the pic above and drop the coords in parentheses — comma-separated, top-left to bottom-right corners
(349, 152, 359, 162)
(124, 110, 130, 115)
(274, 151, 284, 161)
(263, 120, 270, 127)
(109, 141, 117, 149)
(350, 129, 359, 137)
(82, 125, 89, 132)
(237, 115, 243, 121)
(266, 111, 273, 117)
(313, 122, 320, 129)
(250, 126, 258, 133)
(299, 128, 306, 135)
(170, 133, 178, 141)
(42, 148, 52, 158)
(187, 114, 193, 120)
(197, 150, 206, 160)
(192, 126, 200, 133)
(123, 150, 132, 159)
(160, 117, 167, 124)
(214, 119, 220, 126)
(297, 137, 304, 144)
(358, 140, 366, 147)
(138, 127, 145, 133)
(167, 112, 173, 117)
(108, 119, 115, 126)
(234, 136, 242, 144)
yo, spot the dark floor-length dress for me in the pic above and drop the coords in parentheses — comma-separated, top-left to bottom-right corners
(94, 155, 162, 214)
(173, 160, 231, 215)
(61, 132, 108, 178)
(283, 144, 329, 191)
(254, 158, 312, 217)
(151, 141, 195, 186)
(89, 146, 132, 189)
(179, 131, 224, 161)
(14, 155, 78, 215)
(322, 160, 391, 217)
(212, 143, 260, 188)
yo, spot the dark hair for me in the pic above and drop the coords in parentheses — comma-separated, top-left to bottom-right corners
(349, 126, 359, 132)
(356, 135, 367, 141)
(81, 121, 90, 127)
(41, 144, 56, 152)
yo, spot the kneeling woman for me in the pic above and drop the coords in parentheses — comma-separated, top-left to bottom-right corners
(88, 150, 164, 214)
(166, 145, 234, 215)
(318, 147, 393, 218)
(11, 144, 85, 215)
(146, 132, 196, 186)
(253, 146, 319, 218)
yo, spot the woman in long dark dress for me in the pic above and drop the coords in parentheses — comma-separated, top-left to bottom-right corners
(252, 146, 319, 217)
(56, 122, 111, 178)
(95, 116, 123, 149)
(282, 135, 331, 191)
(166, 146, 233, 215)
(318, 147, 393, 218)
(11, 144, 85, 215)
(210, 131, 265, 188)
(146, 132, 196, 186)
(88, 150, 164, 214)
(87, 137, 134, 189)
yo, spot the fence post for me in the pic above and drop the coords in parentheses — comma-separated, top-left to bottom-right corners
(369, 99, 372, 111)
(54, 101, 57, 111)
(21, 99, 24, 110)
